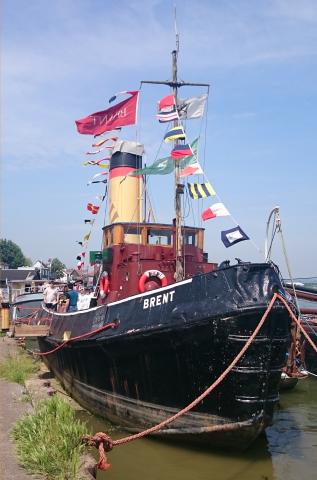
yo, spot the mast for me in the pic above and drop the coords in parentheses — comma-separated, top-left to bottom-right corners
(141, 52, 209, 283)
(172, 48, 184, 282)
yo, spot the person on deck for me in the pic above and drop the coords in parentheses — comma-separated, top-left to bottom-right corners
(43, 282, 59, 310)
(65, 283, 79, 312)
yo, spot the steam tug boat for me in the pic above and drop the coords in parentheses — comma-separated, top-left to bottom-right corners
(36, 51, 291, 449)
(36, 145, 291, 448)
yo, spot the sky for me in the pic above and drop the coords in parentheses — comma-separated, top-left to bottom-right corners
(1, 0, 317, 277)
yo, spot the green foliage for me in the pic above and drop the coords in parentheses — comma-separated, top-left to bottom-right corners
(24, 257, 33, 267)
(0, 351, 39, 384)
(51, 257, 66, 279)
(0, 238, 31, 268)
(11, 396, 88, 480)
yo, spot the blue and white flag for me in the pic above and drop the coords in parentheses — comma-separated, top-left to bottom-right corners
(221, 226, 249, 248)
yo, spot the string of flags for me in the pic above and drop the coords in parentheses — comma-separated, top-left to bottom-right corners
(155, 92, 251, 249)
(75, 188, 107, 269)
(74, 86, 252, 269)
(74, 90, 137, 269)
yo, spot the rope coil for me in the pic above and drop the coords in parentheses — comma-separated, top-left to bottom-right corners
(82, 432, 113, 470)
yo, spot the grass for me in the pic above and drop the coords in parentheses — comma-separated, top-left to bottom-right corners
(11, 396, 89, 480)
(0, 350, 39, 384)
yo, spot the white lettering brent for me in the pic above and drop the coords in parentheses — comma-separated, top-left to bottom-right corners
(143, 290, 175, 310)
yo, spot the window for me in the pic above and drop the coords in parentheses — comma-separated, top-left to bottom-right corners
(123, 226, 141, 236)
(147, 229, 172, 246)
(184, 232, 196, 246)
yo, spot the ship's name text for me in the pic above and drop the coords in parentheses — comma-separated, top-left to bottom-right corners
(143, 290, 175, 309)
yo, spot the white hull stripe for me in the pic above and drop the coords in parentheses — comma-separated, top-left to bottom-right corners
(107, 278, 192, 307)
(43, 278, 193, 316)
(42, 303, 104, 316)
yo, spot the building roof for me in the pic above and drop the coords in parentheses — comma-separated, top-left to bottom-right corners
(0, 269, 36, 283)
(33, 260, 49, 269)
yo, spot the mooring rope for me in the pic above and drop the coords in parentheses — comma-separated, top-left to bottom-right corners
(31, 321, 118, 356)
(83, 292, 282, 470)
(276, 293, 317, 356)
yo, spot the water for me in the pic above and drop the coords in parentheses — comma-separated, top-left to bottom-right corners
(80, 378, 317, 480)
(82, 278, 317, 479)
(292, 277, 317, 290)
(286, 277, 317, 310)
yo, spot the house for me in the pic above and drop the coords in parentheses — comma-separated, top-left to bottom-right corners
(0, 269, 39, 303)
(67, 268, 94, 286)
(32, 260, 51, 279)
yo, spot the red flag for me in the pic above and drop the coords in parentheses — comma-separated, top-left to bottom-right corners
(202, 203, 230, 221)
(76, 91, 139, 135)
(158, 94, 175, 111)
(87, 203, 99, 214)
(171, 144, 193, 158)
(180, 162, 203, 177)
(92, 137, 117, 147)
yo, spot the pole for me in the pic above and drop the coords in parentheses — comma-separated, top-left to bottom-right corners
(172, 49, 184, 282)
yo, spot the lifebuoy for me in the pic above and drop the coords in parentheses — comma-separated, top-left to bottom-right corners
(99, 273, 110, 298)
(138, 270, 168, 293)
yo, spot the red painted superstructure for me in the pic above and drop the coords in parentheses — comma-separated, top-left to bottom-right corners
(100, 222, 217, 303)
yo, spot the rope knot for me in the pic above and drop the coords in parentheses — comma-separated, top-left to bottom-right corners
(82, 432, 113, 471)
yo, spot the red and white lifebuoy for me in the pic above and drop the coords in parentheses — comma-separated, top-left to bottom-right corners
(99, 273, 110, 298)
(138, 270, 168, 293)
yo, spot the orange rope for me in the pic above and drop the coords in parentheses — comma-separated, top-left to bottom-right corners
(276, 293, 317, 355)
(113, 292, 278, 445)
(83, 292, 281, 469)
(32, 321, 118, 356)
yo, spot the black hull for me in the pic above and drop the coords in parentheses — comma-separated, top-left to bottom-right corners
(37, 262, 290, 448)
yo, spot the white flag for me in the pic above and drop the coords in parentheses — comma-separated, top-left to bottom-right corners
(177, 94, 207, 120)
(202, 202, 230, 221)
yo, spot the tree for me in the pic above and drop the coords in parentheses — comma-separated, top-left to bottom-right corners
(0, 239, 31, 269)
(50, 258, 66, 279)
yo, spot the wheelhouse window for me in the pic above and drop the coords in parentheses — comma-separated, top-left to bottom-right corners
(123, 226, 141, 235)
(147, 229, 172, 246)
(184, 231, 197, 246)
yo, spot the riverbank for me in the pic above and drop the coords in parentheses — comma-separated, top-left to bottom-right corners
(0, 336, 96, 480)
(2, 336, 317, 480)
(0, 336, 38, 479)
